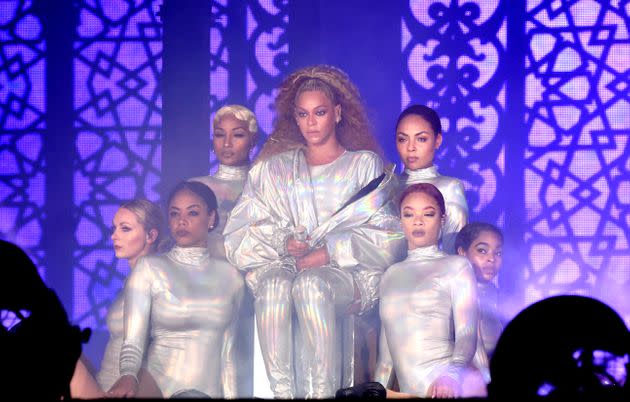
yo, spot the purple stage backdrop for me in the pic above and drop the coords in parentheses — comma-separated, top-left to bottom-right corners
(1, 0, 629, 364)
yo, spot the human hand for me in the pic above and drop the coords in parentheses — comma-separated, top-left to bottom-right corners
(427, 375, 460, 398)
(107, 375, 138, 398)
(296, 246, 329, 271)
(286, 236, 310, 258)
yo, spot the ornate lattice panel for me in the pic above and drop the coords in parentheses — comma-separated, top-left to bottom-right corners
(244, 0, 288, 138)
(209, 0, 230, 171)
(523, 0, 630, 322)
(208, 0, 288, 171)
(402, 0, 507, 224)
(72, 1, 163, 329)
(0, 1, 46, 277)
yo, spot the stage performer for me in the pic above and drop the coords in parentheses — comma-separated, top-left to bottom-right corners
(456, 222, 504, 359)
(108, 181, 244, 398)
(188, 104, 259, 396)
(395, 105, 468, 253)
(70, 199, 164, 399)
(374, 183, 488, 398)
(224, 64, 406, 398)
(189, 104, 258, 258)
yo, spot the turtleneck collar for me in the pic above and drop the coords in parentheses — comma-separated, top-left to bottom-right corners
(214, 163, 249, 181)
(167, 245, 209, 266)
(404, 165, 439, 181)
(406, 244, 445, 261)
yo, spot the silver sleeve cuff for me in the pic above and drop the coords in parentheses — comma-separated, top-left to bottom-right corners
(119, 342, 143, 378)
(270, 226, 293, 256)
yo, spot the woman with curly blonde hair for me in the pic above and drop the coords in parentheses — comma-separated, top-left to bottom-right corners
(224, 65, 405, 398)
(257, 64, 383, 160)
(69, 199, 165, 399)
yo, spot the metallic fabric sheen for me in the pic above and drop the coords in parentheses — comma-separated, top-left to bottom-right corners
(96, 292, 124, 390)
(399, 166, 468, 253)
(190, 163, 255, 397)
(118, 246, 244, 398)
(224, 149, 406, 398)
(375, 245, 488, 396)
(478, 281, 503, 359)
(189, 163, 249, 259)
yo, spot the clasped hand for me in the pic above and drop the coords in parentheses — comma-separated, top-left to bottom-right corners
(286, 236, 329, 271)
(287, 236, 361, 312)
(107, 374, 138, 398)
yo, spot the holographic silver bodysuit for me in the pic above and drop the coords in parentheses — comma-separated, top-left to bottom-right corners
(190, 163, 254, 396)
(375, 245, 488, 397)
(118, 246, 244, 398)
(224, 148, 406, 398)
(399, 166, 468, 253)
(96, 292, 124, 391)
(189, 163, 249, 258)
(478, 281, 503, 358)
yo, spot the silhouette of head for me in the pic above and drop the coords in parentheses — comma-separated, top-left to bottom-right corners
(489, 295, 629, 400)
(1, 240, 90, 399)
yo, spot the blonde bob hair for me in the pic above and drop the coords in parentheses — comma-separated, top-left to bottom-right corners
(213, 104, 258, 137)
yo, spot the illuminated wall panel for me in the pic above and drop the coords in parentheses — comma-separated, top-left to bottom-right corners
(403, 1, 507, 224)
(72, 0, 163, 329)
(523, 0, 630, 321)
(0, 0, 46, 328)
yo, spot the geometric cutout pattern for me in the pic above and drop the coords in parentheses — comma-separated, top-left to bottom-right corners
(0, 0, 47, 286)
(244, 0, 288, 155)
(209, 0, 230, 171)
(208, 0, 289, 171)
(524, 0, 630, 323)
(72, 0, 163, 329)
(402, 0, 507, 224)
(1, 0, 628, 333)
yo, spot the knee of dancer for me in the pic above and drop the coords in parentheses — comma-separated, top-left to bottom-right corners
(256, 273, 294, 302)
(291, 271, 333, 302)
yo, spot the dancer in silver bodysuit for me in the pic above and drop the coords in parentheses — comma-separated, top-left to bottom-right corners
(189, 104, 257, 259)
(69, 199, 164, 399)
(395, 105, 468, 253)
(189, 104, 258, 396)
(109, 182, 244, 398)
(96, 200, 164, 395)
(455, 222, 505, 358)
(375, 183, 488, 398)
(224, 65, 406, 399)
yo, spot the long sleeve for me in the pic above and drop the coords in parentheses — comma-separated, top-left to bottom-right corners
(471, 329, 491, 383)
(441, 180, 468, 253)
(225, 150, 407, 300)
(221, 280, 244, 398)
(119, 257, 153, 379)
(223, 160, 296, 292)
(324, 161, 406, 313)
(326, 200, 406, 313)
(323, 153, 384, 270)
(444, 261, 479, 381)
(374, 323, 394, 388)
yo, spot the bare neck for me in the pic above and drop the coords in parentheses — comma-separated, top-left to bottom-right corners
(305, 137, 346, 166)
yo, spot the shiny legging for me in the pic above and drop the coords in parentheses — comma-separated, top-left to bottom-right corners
(254, 266, 354, 398)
